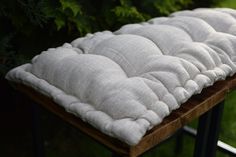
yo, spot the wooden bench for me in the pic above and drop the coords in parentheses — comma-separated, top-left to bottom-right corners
(9, 74, 236, 157)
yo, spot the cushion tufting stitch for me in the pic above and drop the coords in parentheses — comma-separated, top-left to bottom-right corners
(6, 8, 236, 145)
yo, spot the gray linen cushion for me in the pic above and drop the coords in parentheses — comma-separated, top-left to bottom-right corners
(6, 8, 236, 145)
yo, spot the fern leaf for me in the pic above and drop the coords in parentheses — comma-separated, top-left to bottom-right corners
(59, 0, 82, 16)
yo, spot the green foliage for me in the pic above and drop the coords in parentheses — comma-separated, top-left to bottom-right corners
(60, 0, 82, 16)
(0, 0, 219, 76)
(112, 6, 146, 23)
(153, 0, 192, 15)
(0, 0, 196, 36)
(41, 0, 92, 34)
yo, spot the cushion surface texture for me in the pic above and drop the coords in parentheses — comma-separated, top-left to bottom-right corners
(6, 8, 236, 145)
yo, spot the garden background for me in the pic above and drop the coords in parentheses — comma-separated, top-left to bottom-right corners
(1, 0, 236, 156)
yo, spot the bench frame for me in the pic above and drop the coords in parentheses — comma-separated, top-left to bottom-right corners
(10, 74, 236, 157)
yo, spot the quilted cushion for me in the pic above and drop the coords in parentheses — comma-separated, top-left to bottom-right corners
(6, 8, 236, 145)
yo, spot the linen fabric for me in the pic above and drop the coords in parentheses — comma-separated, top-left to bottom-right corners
(6, 8, 236, 145)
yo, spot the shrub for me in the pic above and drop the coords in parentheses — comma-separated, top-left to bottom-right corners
(0, 0, 219, 76)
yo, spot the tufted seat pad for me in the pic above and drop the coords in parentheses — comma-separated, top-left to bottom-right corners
(6, 8, 236, 145)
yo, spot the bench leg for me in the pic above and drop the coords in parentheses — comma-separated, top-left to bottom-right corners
(32, 103, 45, 157)
(193, 101, 224, 157)
(193, 109, 212, 157)
(206, 101, 224, 157)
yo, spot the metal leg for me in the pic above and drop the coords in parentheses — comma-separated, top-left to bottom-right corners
(193, 101, 224, 157)
(193, 109, 212, 157)
(184, 125, 236, 156)
(32, 103, 45, 157)
(206, 101, 224, 157)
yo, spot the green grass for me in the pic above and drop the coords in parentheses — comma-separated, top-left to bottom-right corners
(220, 91, 236, 148)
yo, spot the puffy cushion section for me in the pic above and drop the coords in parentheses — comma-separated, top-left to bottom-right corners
(89, 34, 163, 76)
(6, 60, 154, 145)
(6, 8, 236, 146)
(171, 9, 236, 34)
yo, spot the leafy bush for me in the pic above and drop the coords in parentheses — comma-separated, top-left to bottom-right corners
(0, 0, 219, 76)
